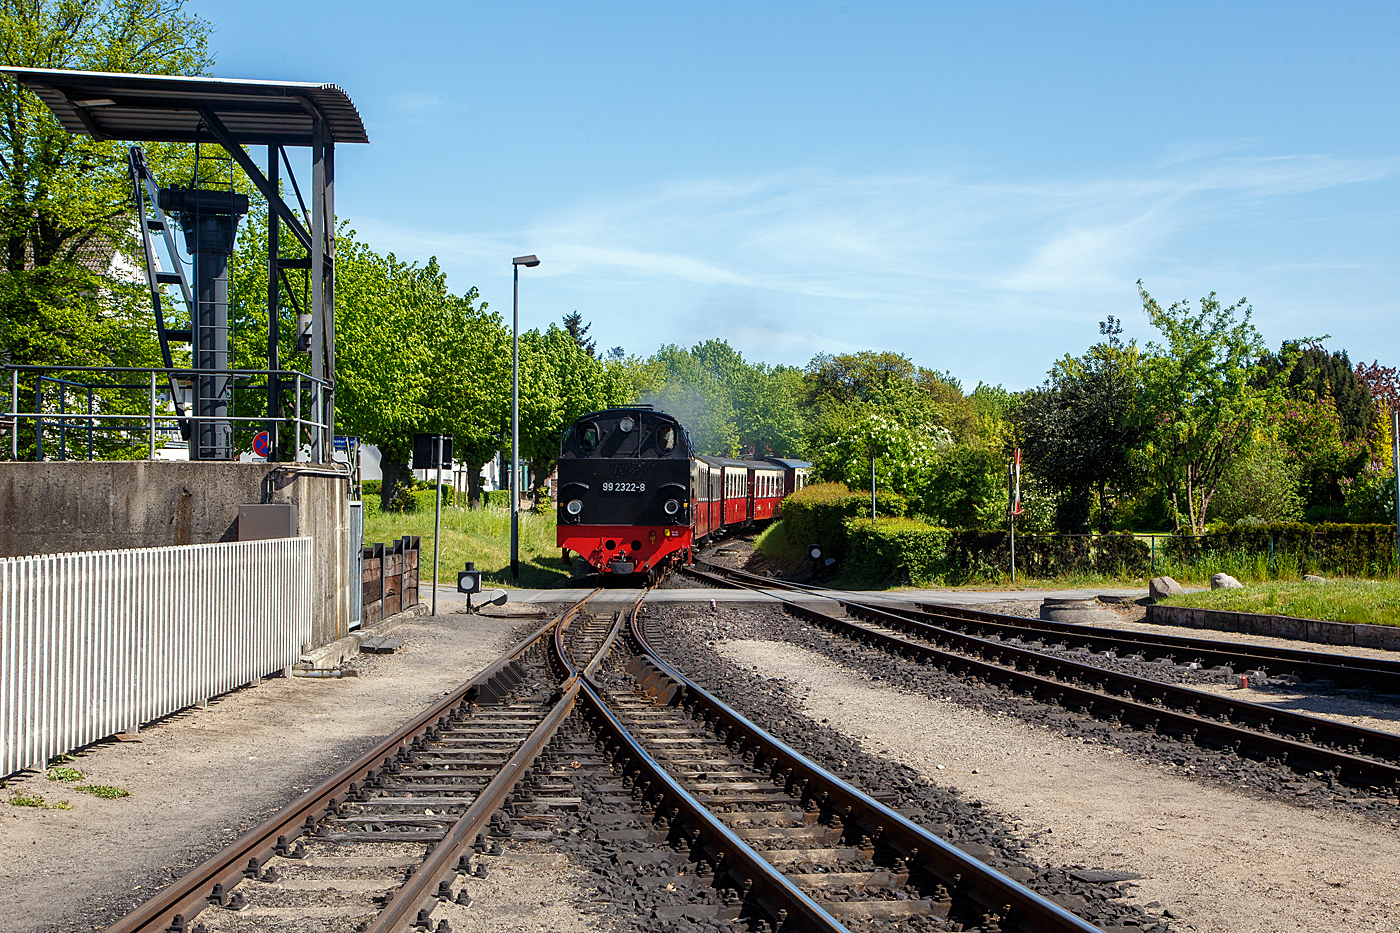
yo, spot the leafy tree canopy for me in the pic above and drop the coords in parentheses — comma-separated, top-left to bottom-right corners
(0, 0, 212, 370)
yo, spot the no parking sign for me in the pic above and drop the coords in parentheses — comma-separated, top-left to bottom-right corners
(252, 431, 271, 459)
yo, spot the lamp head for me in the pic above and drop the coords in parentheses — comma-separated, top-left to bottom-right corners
(512, 254, 541, 267)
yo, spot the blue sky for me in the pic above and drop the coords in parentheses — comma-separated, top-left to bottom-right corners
(194, 1, 1399, 389)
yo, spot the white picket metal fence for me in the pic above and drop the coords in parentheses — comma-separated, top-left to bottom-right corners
(0, 538, 313, 777)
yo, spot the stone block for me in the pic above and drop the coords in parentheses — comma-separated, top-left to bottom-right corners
(1210, 573, 1243, 589)
(1149, 576, 1184, 601)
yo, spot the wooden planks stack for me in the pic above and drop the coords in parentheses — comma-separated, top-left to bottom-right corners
(361, 535, 421, 626)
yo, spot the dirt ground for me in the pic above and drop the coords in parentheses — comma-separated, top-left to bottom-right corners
(718, 637, 1400, 933)
(0, 609, 563, 933)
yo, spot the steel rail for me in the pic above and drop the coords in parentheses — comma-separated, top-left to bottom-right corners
(617, 604, 1102, 933)
(104, 591, 600, 933)
(906, 601, 1400, 692)
(356, 592, 643, 933)
(577, 592, 850, 933)
(689, 565, 1400, 791)
(579, 680, 849, 932)
(695, 561, 1400, 691)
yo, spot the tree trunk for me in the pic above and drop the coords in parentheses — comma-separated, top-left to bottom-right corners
(530, 458, 556, 512)
(466, 461, 485, 509)
(1185, 467, 1201, 535)
(380, 457, 412, 512)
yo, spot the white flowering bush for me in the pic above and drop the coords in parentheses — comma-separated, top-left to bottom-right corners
(813, 414, 951, 502)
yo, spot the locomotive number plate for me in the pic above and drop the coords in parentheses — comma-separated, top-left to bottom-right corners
(601, 481, 646, 493)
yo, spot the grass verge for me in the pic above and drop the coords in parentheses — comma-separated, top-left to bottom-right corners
(1159, 579, 1400, 627)
(361, 494, 571, 589)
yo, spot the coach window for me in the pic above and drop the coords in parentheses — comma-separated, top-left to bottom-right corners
(577, 422, 600, 453)
(657, 424, 676, 453)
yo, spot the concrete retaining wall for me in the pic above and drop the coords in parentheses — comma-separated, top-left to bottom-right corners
(0, 461, 350, 648)
(1146, 603, 1400, 651)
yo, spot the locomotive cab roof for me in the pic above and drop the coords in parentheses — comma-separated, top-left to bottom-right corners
(561, 407, 692, 459)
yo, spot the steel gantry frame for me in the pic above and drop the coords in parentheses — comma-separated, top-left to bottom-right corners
(0, 68, 366, 463)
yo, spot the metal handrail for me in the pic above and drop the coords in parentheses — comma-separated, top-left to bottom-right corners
(5, 364, 332, 461)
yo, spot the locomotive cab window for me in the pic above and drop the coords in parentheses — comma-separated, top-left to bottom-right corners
(577, 422, 600, 453)
(657, 425, 676, 453)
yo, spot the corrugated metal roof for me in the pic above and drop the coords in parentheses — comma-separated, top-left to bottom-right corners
(0, 68, 368, 145)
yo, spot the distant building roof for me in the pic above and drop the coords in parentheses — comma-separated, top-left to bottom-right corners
(0, 68, 368, 146)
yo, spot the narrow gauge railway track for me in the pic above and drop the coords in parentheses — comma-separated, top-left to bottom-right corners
(104, 591, 619, 933)
(98, 586, 1098, 933)
(687, 563, 1400, 796)
(575, 596, 1102, 933)
(698, 562, 1400, 695)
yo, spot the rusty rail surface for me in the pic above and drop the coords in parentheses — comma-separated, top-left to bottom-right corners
(104, 591, 602, 933)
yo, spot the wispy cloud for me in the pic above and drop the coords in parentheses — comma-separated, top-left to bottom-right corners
(354, 148, 1397, 384)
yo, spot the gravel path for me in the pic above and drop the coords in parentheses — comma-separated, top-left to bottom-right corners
(718, 636, 1400, 933)
(645, 607, 1170, 931)
(0, 611, 574, 933)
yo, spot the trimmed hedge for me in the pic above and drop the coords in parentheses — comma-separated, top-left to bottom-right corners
(781, 483, 907, 557)
(947, 531, 1150, 580)
(844, 518, 952, 585)
(1164, 523, 1397, 578)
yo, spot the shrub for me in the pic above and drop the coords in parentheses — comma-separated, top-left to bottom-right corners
(941, 531, 1149, 582)
(362, 480, 382, 496)
(384, 486, 420, 513)
(781, 483, 907, 557)
(1164, 522, 1397, 578)
(844, 517, 953, 585)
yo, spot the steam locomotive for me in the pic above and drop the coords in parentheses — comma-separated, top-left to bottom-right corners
(556, 406, 811, 577)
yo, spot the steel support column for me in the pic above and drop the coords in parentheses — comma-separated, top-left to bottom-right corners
(266, 145, 280, 461)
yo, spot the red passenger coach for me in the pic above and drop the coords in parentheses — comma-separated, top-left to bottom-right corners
(717, 458, 749, 526)
(748, 461, 785, 521)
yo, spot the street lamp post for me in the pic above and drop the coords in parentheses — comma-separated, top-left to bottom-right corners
(511, 254, 540, 581)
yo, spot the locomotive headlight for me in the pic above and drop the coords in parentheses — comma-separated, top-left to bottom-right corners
(663, 499, 680, 515)
(566, 499, 583, 515)
(619, 416, 635, 432)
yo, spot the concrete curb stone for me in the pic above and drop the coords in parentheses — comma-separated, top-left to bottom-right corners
(1146, 603, 1400, 651)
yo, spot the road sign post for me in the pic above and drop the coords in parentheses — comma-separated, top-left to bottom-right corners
(413, 433, 452, 616)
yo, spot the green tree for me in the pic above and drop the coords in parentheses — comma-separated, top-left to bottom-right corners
(1258, 343, 1373, 443)
(1136, 282, 1274, 534)
(1270, 397, 1370, 521)
(561, 311, 596, 357)
(1208, 436, 1305, 525)
(324, 231, 498, 511)
(0, 0, 212, 369)
(0, 1, 213, 458)
(734, 363, 804, 457)
(517, 323, 632, 503)
(1016, 317, 1148, 532)
(922, 445, 1006, 529)
(640, 341, 740, 456)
